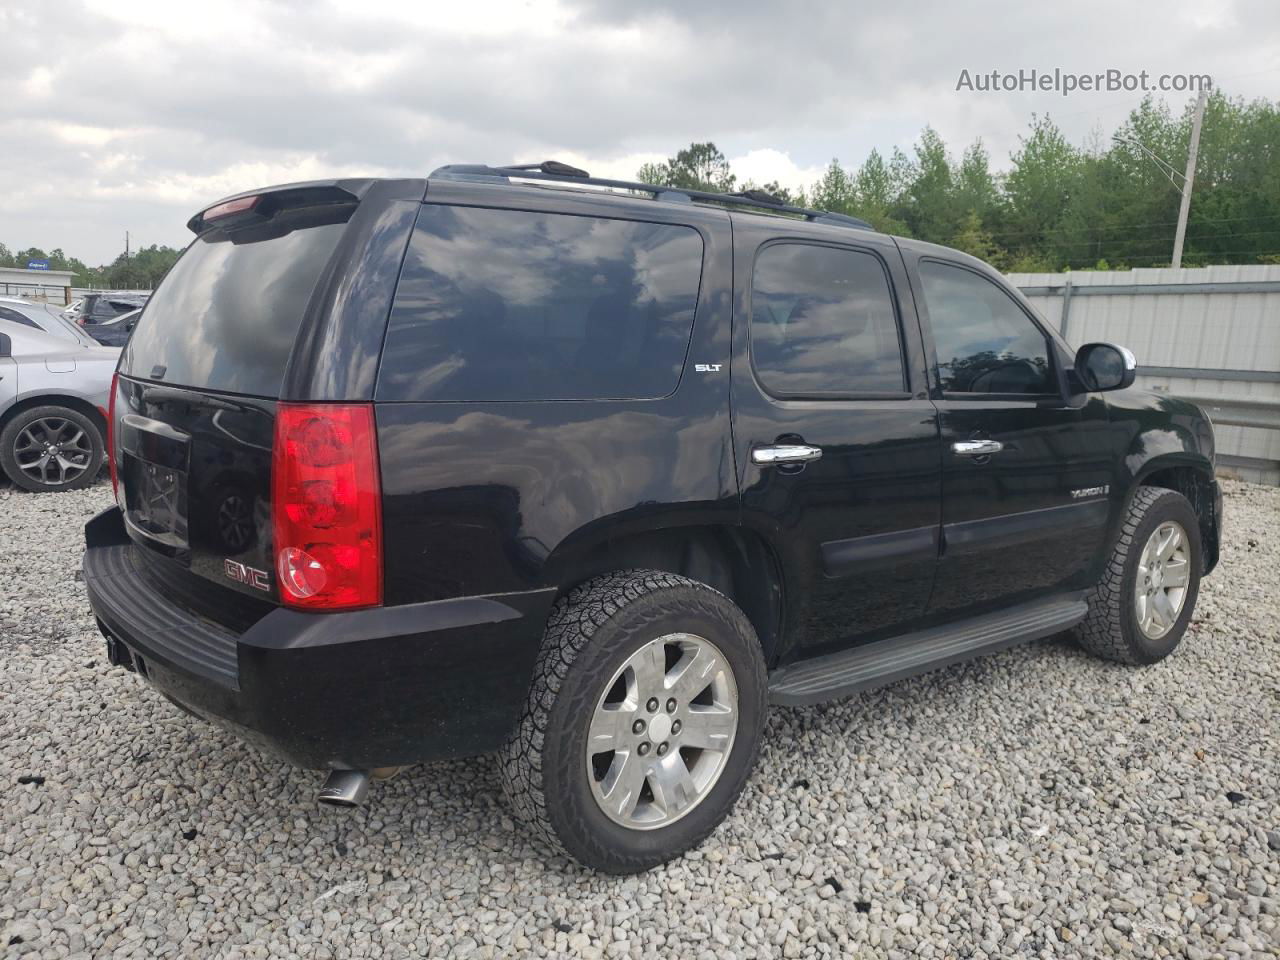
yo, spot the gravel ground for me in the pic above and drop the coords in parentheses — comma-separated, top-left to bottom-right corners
(1, 478, 1277, 959)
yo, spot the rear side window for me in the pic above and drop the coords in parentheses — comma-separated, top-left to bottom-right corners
(0, 307, 39, 329)
(121, 206, 352, 397)
(376, 205, 704, 402)
(750, 243, 906, 397)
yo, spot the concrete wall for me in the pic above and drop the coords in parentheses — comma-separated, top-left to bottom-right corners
(1008, 265, 1280, 484)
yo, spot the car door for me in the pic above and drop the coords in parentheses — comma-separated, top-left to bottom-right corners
(731, 220, 942, 660)
(903, 250, 1115, 616)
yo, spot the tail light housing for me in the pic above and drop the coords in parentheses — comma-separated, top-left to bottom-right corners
(272, 403, 383, 610)
(107, 372, 120, 503)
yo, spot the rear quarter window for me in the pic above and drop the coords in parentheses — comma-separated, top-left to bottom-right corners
(376, 205, 704, 402)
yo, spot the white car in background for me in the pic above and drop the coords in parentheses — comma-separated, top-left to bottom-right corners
(0, 297, 103, 347)
(0, 319, 120, 492)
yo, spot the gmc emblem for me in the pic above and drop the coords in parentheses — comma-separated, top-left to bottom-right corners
(224, 559, 270, 592)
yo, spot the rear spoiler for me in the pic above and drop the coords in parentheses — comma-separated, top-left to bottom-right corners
(186, 180, 372, 235)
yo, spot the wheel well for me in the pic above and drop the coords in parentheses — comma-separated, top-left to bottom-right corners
(1140, 465, 1218, 564)
(554, 526, 786, 665)
(0, 394, 107, 440)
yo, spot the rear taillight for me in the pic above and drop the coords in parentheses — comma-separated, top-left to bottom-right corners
(107, 372, 120, 503)
(272, 403, 383, 610)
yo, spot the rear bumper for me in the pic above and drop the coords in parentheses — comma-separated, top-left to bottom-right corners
(83, 507, 556, 769)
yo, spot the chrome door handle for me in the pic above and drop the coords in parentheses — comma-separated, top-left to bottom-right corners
(752, 444, 823, 465)
(952, 439, 1004, 457)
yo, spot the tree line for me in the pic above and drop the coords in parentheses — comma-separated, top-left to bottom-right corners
(637, 92, 1280, 271)
(0, 242, 182, 290)
(4, 91, 1275, 284)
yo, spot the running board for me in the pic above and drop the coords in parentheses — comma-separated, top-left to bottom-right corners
(768, 596, 1088, 706)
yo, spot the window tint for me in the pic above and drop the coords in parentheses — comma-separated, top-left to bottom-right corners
(918, 261, 1053, 395)
(750, 243, 905, 396)
(121, 207, 351, 397)
(377, 206, 703, 402)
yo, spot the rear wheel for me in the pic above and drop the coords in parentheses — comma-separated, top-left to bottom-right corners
(500, 570, 767, 873)
(1075, 486, 1202, 664)
(0, 405, 104, 493)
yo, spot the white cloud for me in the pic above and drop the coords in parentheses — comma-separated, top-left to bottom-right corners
(0, 0, 1276, 263)
(729, 149, 828, 193)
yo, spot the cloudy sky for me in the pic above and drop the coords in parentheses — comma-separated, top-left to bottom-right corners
(2, 0, 1276, 265)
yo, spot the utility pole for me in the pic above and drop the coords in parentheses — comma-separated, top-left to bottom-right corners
(1171, 88, 1207, 270)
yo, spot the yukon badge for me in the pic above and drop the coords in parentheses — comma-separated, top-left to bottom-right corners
(224, 558, 271, 592)
(1070, 485, 1110, 500)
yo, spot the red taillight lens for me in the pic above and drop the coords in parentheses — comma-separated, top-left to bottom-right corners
(272, 403, 382, 610)
(107, 372, 120, 502)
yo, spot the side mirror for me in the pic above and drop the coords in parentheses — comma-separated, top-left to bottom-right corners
(1074, 342, 1136, 392)
(0, 332, 10, 357)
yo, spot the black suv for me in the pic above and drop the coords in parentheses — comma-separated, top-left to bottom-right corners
(83, 165, 1222, 873)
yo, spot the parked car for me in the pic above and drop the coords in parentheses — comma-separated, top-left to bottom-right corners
(82, 307, 141, 347)
(0, 297, 103, 347)
(82, 166, 1222, 873)
(0, 320, 119, 491)
(73, 292, 148, 326)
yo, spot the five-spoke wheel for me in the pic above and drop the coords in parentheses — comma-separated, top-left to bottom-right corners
(1, 405, 105, 493)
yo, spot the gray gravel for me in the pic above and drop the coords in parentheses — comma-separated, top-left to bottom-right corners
(1, 478, 1277, 959)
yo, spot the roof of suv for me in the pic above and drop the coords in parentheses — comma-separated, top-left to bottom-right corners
(187, 163, 876, 239)
(428, 162, 875, 232)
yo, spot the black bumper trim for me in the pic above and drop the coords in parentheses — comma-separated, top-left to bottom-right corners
(85, 542, 240, 689)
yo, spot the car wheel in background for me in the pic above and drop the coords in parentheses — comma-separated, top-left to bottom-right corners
(0, 405, 105, 493)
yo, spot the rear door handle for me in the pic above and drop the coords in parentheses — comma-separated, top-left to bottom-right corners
(951, 439, 1004, 457)
(752, 444, 823, 465)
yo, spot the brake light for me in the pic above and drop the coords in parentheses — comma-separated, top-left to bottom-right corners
(272, 404, 382, 610)
(203, 195, 259, 221)
(107, 373, 119, 502)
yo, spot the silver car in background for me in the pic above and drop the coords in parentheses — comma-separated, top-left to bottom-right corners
(0, 319, 120, 492)
(0, 297, 101, 346)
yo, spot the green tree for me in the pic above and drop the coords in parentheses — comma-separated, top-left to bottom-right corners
(636, 142, 736, 193)
(809, 159, 857, 214)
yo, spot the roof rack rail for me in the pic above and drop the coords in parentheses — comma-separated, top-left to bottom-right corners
(429, 161, 875, 231)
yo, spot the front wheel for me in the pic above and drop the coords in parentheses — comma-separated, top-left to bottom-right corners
(500, 570, 767, 873)
(1075, 486, 1203, 665)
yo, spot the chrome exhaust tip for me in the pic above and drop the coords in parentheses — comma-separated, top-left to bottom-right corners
(317, 769, 370, 807)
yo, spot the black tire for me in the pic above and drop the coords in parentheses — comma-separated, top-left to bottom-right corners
(0, 405, 105, 493)
(500, 570, 768, 874)
(1074, 486, 1203, 665)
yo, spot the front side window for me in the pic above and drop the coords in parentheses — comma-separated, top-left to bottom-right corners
(918, 260, 1053, 395)
(750, 243, 906, 397)
(377, 206, 704, 402)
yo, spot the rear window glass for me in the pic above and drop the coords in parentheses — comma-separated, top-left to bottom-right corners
(121, 207, 351, 397)
(376, 205, 704, 402)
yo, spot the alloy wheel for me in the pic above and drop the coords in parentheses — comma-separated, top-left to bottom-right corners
(1135, 520, 1191, 640)
(586, 633, 739, 830)
(13, 416, 94, 487)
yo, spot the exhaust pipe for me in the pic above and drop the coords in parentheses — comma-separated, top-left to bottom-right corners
(317, 769, 370, 807)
